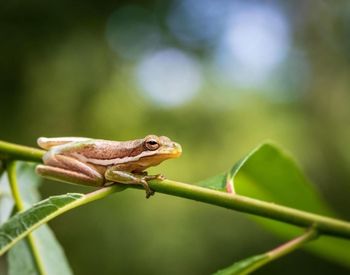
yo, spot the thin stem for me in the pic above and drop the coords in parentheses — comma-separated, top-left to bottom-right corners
(7, 162, 25, 210)
(237, 226, 318, 275)
(1, 140, 350, 239)
(6, 161, 46, 275)
(267, 226, 318, 259)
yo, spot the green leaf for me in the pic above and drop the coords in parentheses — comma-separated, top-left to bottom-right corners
(214, 254, 267, 275)
(8, 240, 38, 275)
(8, 226, 73, 275)
(232, 143, 333, 214)
(3, 162, 73, 275)
(197, 142, 350, 267)
(0, 182, 121, 257)
(0, 192, 84, 256)
(0, 172, 14, 224)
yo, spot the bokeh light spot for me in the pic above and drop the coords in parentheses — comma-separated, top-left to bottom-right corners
(106, 5, 161, 60)
(214, 3, 291, 87)
(135, 48, 202, 107)
(167, 0, 230, 47)
(226, 5, 289, 71)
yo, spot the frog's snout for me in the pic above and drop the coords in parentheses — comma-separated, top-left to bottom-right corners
(172, 142, 182, 157)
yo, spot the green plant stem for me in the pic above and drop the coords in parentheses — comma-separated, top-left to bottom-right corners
(1, 140, 350, 239)
(6, 161, 46, 275)
(0, 140, 45, 162)
(266, 226, 318, 259)
(233, 226, 318, 275)
(149, 179, 350, 238)
(6, 162, 25, 210)
(248, 227, 318, 274)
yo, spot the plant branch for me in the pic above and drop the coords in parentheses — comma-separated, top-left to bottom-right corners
(267, 226, 318, 259)
(0, 141, 44, 162)
(1, 140, 350, 239)
(245, 227, 319, 274)
(215, 226, 318, 275)
(6, 161, 46, 275)
(147, 179, 350, 239)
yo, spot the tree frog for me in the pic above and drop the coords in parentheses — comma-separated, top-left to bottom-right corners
(35, 135, 182, 198)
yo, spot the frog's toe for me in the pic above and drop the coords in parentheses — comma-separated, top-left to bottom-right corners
(145, 189, 155, 199)
(103, 181, 115, 187)
(143, 174, 165, 181)
(155, 174, 166, 180)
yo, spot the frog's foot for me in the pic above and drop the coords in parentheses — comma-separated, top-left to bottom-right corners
(140, 179, 155, 198)
(143, 174, 166, 181)
(103, 181, 115, 187)
(141, 174, 165, 198)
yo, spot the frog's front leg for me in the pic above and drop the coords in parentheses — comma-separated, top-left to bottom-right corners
(36, 152, 104, 187)
(105, 167, 163, 198)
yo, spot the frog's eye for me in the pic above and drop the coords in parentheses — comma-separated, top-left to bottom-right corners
(145, 138, 160, 151)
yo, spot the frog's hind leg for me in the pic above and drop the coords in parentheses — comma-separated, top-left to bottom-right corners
(36, 153, 104, 187)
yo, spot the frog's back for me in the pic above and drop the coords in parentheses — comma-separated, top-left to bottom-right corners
(61, 138, 145, 160)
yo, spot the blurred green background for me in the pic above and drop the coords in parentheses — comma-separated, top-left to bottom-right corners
(1, 0, 350, 274)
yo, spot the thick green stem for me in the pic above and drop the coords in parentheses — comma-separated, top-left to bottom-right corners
(0, 141, 44, 162)
(1, 140, 350, 239)
(148, 179, 350, 238)
(6, 161, 46, 275)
